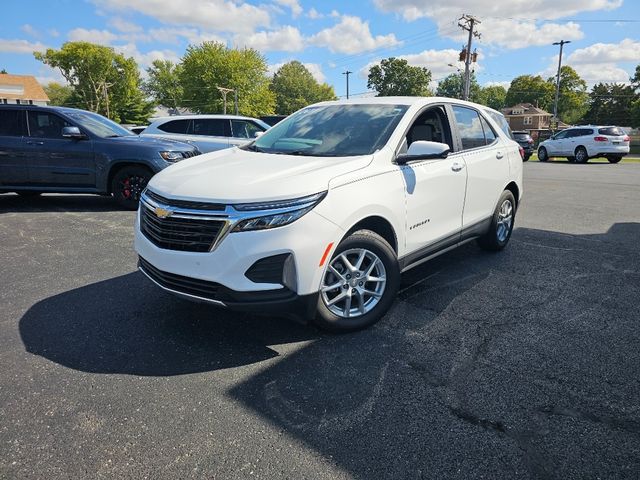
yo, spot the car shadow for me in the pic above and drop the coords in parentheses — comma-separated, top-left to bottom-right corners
(0, 193, 123, 213)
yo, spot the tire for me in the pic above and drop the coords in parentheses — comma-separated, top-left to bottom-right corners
(477, 190, 516, 252)
(567, 156, 576, 163)
(111, 166, 152, 210)
(523, 154, 530, 162)
(608, 156, 622, 164)
(16, 191, 42, 197)
(314, 230, 400, 332)
(574, 146, 589, 164)
(538, 147, 548, 162)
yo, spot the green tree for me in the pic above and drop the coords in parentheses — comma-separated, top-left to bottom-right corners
(583, 82, 636, 126)
(143, 60, 184, 111)
(43, 82, 74, 106)
(476, 84, 507, 110)
(631, 64, 640, 128)
(270, 61, 336, 114)
(505, 75, 555, 112)
(34, 41, 154, 123)
(0, 68, 7, 74)
(180, 42, 275, 116)
(367, 57, 432, 97)
(547, 66, 588, 124)
(435, 72, 481, 102)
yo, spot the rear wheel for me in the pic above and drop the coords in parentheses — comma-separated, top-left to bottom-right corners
(574, 147, 589, 164)
(608, 156, 622, 164)
(314, 230, 400, 332)
(477, 190, 516, 252)
(538, 147, 548, 162)
(111, 166, 152, 210)
(523, 154, 530, 162)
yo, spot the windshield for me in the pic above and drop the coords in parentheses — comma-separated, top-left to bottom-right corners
(66, 111, 134, 138)
(247, 104, 409, 156)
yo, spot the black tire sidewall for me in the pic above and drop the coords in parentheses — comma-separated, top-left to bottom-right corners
(608, 156, 622, 164)
(314, 230, 400, 332)
(112, 166, 152, 210)
(575, 147, 588, 163)
(478, 190, 516, 251)
(538, 147, 548, 161)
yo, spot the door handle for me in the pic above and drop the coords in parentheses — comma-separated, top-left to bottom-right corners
(496, 151, 504, 159)
(451, 162, 465, 172)
(26, 140, 44, 145)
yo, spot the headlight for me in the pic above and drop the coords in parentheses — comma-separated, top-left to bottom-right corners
(159, 151, 184, 162)
(231, 192, 326, 232)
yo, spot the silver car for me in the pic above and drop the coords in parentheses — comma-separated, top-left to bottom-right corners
(141, 115, 270, 153)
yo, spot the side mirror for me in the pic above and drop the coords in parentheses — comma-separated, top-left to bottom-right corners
(396, 141, 450, 165)
(254, 131, 264, 138)
(62, 126, 85, 139)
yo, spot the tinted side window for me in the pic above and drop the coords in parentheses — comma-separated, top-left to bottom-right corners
(577, 128, 593, 136)
(0, 109, 25, 136)
(158, 119, 191, 134)
(193, 119, 228, 136)
(599, 127, 624, 136)
(452, 106, 486, 150)
(28, 111, 71, 139)
(554, 130, 569, 139)
(487, 111, 512, 138)
(231, 120, 264, 139)
(479, 115, 497, 144)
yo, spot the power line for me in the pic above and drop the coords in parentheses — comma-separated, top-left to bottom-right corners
(458, 14, 481, 101)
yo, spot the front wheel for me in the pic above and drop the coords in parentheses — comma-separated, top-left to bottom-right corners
(608, 156, 622, 164)
(538, 147, 548, 162)
(574, 147, 589, 164)
(477, 190, 516, 252)
(314, 230, 400, 332)
(111, 166, 152, 210)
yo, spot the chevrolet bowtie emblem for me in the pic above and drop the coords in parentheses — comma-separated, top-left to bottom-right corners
(154, 206, 172, 218)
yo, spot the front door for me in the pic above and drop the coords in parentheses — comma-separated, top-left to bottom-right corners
(402, 105, 467, 257)
(0, 109, 28, 186)
(26, 110, 95, 187)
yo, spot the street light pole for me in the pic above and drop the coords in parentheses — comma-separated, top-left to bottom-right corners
(342, 70, 352, 99)
(552, 40, 571, 127)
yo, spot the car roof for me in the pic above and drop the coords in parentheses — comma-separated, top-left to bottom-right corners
(150, 114, 261, 123)
(0, 104, 88, 114)
(313, 96, 495, 110)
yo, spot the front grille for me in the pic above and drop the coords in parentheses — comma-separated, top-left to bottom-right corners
(182, 150, 199, 159)
(139, 256, 221, 301)
(145, 189, 225, 211)
(140, 203, 225, 252)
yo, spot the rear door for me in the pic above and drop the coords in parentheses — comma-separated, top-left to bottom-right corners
(191, 118, 231, 151)
(0, 108, 29, 186)
(452, 105, 510, 229)
(26, 110, 95, 187)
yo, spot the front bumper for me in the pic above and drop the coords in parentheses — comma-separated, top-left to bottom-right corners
(138, 255, 318, 319)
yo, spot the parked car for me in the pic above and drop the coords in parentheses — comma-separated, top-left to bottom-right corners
(512, 130, 534, 161)
(260, 115, 287, 126)
(0, 105, 199, 209)
(141, 115, 271, 153)
(537, 126, 630, 163)
(127, 125, 148, 135)
(135, 97, 522, 332)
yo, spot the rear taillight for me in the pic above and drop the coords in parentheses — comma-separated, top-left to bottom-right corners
(593, 136, 608, 142)
(623, 135, 630, 142)
(518, 145, 525, 160)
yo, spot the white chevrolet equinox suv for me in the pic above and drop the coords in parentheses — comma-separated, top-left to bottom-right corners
(135, 97, 523, 332)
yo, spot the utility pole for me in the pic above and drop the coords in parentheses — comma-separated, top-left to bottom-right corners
(552, 40, 571, 128)
(458, 14, 481, 101)
(234, 88, 238, 115)
(216, 86, 235, 114)
(342, 70, 352, 99)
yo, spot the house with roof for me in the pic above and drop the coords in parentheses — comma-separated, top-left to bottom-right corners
(0, 74, 49, 106)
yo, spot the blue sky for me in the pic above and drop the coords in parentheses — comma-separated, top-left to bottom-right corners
(1, 0, 639, 98)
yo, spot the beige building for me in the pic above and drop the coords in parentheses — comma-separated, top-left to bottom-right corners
(501, 103, 554, 131)
(0, 74, 49, 106)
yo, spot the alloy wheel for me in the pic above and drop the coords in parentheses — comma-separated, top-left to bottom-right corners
(496, 199, 513, 242)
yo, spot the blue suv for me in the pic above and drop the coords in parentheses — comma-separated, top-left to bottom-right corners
(0, 105, 199, 209)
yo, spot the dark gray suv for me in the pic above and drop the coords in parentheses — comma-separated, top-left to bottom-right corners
(0, 105, 199, 209)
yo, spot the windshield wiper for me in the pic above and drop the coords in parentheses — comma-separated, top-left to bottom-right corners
(242, 144, 266, 152)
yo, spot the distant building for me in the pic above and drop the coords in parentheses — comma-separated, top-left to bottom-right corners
(0, 74, 49, 106)
(501, 103, 555, 131)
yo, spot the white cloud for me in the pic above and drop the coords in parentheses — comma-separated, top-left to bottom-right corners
(373, 0, 620, 49)
(236, 26, 304, 52)
(113, 43, 181, 71)
(108, 17, 143, 33)
(0, 38, 48, 54)
(307, 8, 323, 19)
(310, 15, 401, 54)
(94, 0, 271, 34)
(274, 0, 302, 18)
(68, 28, 119, 45)
(21, 24, 40, 39)
(48, 29, 60, 38)
(483, 80, 511, 89)
(268, 62, 326, 83)
(147, 27, 226, 45)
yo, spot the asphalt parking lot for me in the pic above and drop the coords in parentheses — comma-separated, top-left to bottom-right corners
(1, 162, 639, 479)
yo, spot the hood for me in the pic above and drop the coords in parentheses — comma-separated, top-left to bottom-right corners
(148, 147, 373, 203)
(109, 135, 195, 151)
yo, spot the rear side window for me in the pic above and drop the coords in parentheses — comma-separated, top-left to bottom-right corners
(0, 109, 25, 136)
(158, 119, 191, 134)
(231, 120, 264, 138)
(28, 111, 71, 139)
(193, 119, 229, 136)
(577, 128, 593, 136)
(598, 127, 624, 136)
(479, 115, 497, 144)
(452, 106, 486, 150)
(486, 111, 512, 138)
